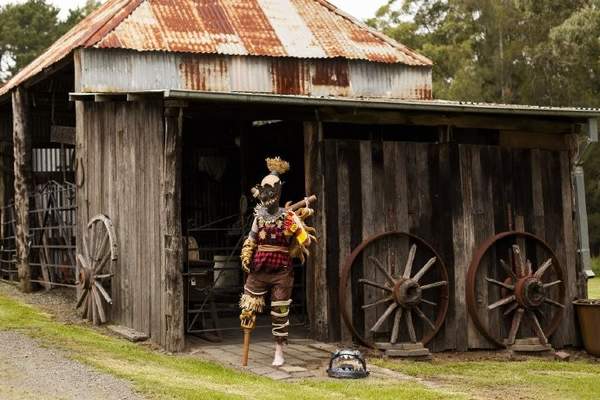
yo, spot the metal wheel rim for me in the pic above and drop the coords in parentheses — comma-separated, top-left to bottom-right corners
(466, 231, 566, 348)
(339, 231, 449, 348)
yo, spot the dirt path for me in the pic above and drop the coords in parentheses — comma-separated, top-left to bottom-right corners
(0, 331, 146, 400)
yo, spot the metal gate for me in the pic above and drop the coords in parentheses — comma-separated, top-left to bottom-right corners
(0, 181, 77, 288)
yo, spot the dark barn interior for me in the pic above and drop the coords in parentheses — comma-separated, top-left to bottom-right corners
(181, 113, 308, 341)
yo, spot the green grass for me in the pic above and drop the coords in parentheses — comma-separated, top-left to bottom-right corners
(0, 292, 461, 400)
(588, 277, 600, 299)
(376, 357, 600, 400)
(587, 258, 600, 298)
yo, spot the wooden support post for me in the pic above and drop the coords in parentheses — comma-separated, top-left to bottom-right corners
(304, 120, 328, 341)
(161, 106, 184, 352)
(12, 87, 32, 293)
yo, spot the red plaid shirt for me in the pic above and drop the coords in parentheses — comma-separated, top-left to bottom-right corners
(251, 212, 293, 273)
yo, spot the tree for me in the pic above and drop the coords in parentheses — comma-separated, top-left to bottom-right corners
(0, 0, 99, 83)
(368, 0, 590, 105)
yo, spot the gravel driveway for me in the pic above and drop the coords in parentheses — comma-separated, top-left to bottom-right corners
(0, 331, 146, 400)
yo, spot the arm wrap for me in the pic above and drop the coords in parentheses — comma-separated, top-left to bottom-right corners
(240, 237, 257, 272)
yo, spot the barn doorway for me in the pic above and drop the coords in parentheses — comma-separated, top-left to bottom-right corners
(181, 112, 308, 343)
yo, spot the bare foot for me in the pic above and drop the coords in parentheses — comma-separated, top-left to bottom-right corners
(272, 342, 285, 366)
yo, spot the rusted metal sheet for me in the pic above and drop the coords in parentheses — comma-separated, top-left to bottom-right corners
(0, 0, 140, 98)
(94, 0, 431, 66)
(79, 49, 433, 99)
(0, 0, 432, 100)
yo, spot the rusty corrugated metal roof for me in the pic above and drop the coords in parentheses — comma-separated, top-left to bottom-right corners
(96, 0, 431, 65)
(0, 0, 143, 98)
(0, 0, 431, 99)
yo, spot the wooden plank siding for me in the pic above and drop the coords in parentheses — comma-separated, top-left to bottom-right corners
(77, 101, 167, 346)
(323, 139, 581, 350)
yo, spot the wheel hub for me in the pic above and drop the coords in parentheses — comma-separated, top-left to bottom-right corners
(515, 276, 546, 308)
(393, 278, 422, 308)
(78, 267, 92, 289)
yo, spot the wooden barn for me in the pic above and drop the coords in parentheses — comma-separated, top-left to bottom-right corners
(0, 0, 598, 353)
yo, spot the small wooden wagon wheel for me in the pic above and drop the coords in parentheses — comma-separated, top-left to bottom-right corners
(76, 214, 118, 325)
(340, 231, 449, 348)
(466, 231, 566, 348)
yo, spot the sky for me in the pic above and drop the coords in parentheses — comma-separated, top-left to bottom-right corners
(1, 0, 387, 21)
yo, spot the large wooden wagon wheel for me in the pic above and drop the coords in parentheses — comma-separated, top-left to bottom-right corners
(76, 214, 118, 325)
(340, 232, 449, 348)
(466, 231, 566, 348)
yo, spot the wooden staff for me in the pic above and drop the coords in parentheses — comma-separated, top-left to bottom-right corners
(285, 195, 317, 212)
(241, 194, 317, 367)
(242, 327, 252, 366)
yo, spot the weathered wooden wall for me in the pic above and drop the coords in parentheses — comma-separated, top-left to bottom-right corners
(0, 107, 14, 209)
(319, 139, 582, 350)
(76, 100, 171, 346)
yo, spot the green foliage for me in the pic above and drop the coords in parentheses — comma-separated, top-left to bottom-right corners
(369, 0, 596, 106)
(0, 0, 99, 83)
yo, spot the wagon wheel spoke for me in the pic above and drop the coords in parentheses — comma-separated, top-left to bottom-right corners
(503, 302, 519, 316)
(406, 309, 417, 342)
(370, 303, 398, 333)
(525, 260, 533, 276)
(358, 278, 392, 292)
(76, 288, 89, 309)
(92, 230, 109, 266)
(512, 245, 527, 277)
(499, 259, 517, 281)
(368, 256, 395, 286)
(95, 273, 114, 280)
(420, 281, 447, 291)
(81, 232, 91, 267)
(507, 308, 524, 345)
(421, 298, 437, 306)
(362, 296, 393, 310)
(543, 280, 562, 289)
(412, 257, 437, 282)
(534, 258, 553, 279)
(91, 289, 99, 325)
(403, 244, 417, 279)
(94, 280, 113, 305)
(529, 311, 548, 345)
(92, 286, 107, 324)
(95, 249, 112, 275)
(80, 290, 89, 316)
(89, 224, 97, 266)
(390, 308, 403, 344)
(488, 294, 516, 310)
(414, 306, 436, 330)
(486, 277, 515, 290)
(544, 298, 565, 309)
(76, 253, 91, 271)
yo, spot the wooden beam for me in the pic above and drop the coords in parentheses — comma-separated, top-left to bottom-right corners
(94, 94, 126, 102)
(160, 105, 184, 352)
(12, 87, 32, 293)
(50, 125, 75, 145)
(304, 120, 328, 341)
(127, 93, 163, 102)
(319, 108, 577, 134)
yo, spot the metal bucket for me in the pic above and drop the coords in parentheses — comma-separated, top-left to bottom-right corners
(574, 299, 600, 357)
(213, 255, 240, 289)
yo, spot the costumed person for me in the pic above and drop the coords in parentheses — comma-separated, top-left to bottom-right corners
(239, 157, 316, 367)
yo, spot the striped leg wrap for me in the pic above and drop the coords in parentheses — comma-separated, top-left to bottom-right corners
(271, 299, 292, 339)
